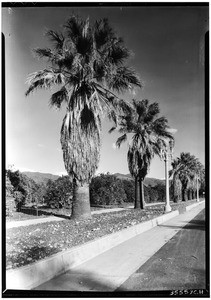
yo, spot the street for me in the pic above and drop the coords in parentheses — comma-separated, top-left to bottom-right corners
(117, 209, 206, 292)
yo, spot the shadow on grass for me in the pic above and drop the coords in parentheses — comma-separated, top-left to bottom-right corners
(20, 207, 71, 220)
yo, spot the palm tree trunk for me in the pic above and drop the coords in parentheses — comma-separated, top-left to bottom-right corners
(71, 179, 92, 220)
(140, 179, 146, 209)
(134, 176, 141, 209)
(182, 188, 188, 202)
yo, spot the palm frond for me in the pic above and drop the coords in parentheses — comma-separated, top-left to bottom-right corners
(45, 30, 65, 50)
(108, 126, 117, 134)
(94, 18, 114, 49)
(63, 15, 83, 40)
(116, 134, 127, 148)
(33, 48, 53, 60)
(49, 87, 68, 109)
(108, 66, 142, 92)
(25, 69, 65, 96)
(109, 39, 130, 65)
(133, 99, 148, 118)
(144, 102, 160, 123)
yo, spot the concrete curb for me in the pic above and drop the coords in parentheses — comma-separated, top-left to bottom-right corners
(6, 200, 205, 290)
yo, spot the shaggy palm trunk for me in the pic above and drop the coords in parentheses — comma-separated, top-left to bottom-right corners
(172, 185, 179, 203)
(182, 188, 188, 202)
(71, 179, 92, 220)
(140, 179, 145, 209)
(134, 177, 141, 208)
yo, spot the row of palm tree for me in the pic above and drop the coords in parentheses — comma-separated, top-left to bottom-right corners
(25, 15, 204, 220)
(170, 152, 205, 202)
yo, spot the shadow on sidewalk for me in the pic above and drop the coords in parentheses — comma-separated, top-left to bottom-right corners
(158, 218, 205, 231)
(33, 268, 116, 292)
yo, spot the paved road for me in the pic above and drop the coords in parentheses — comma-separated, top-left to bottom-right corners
(117, 209, 206, 292)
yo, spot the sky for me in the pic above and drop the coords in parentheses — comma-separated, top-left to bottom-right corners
(2, 4, 208, 178)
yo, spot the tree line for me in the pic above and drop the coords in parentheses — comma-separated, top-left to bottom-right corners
(6, 164, 204, 214)
(6, 170, 165, 210)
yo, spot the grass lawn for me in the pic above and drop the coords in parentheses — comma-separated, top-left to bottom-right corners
(6, 199, 202, 270)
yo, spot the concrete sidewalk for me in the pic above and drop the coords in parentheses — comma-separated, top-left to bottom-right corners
(6, 202, 165, 229)
(34, 201, 205, 291)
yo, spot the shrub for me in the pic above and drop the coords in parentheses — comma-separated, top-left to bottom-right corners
(6, 169, 43, 206)
(6, 174, 14, 197)
(14, 191, 25, 212)
(90, 173, 127, 206)
(44, 176, 73, 208)
(143, 184, 165, 203)
(121, 179, 135, 203)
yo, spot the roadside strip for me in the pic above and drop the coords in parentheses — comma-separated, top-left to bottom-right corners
(6, 200, 205, 290)
(6, 202, 165, 229)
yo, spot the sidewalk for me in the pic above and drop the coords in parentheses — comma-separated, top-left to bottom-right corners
(34, 201, 205, 291)
(6, 202, 165, 229)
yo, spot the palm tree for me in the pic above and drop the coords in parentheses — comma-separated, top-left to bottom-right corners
(111, 99, 174, 209)
(189, 159, 205, 200)
(169, 153, 203, 202)
(25, 15, 142, 220)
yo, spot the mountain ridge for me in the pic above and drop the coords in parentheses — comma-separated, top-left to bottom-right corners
(113, 173, 165, 186)
(22, 171, 60, 185)
(22, 171, 165, 187)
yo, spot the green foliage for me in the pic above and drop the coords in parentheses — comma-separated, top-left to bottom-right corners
(90, 174, 166, 206)
(13, 191, 25, 211)
(44, 176, 73, 209)
(144, 184, 165, 203)
(144, 186, 158, 203)
(121, 179, 135, 203)
(7, 169, 27, 197)
(90, 173, 127, 206)
(6, 169, 46, 208)
(6, 173, 14, 196)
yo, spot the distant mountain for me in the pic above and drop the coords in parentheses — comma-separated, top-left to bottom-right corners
(114, 173, 165, 187)
(114, 173, 132, 180)
(22, 171, 60, 185)
(22, 171, 165, 187)
(144, 177, 165, 187)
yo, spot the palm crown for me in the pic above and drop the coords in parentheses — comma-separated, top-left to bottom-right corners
(114, 99, 174, 179)
(25, 15, 142, 184)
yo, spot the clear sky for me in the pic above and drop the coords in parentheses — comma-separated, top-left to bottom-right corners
(3, 4, 208, 178)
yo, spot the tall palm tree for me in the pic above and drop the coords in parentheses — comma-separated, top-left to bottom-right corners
(169, 152, 202, 202)
(189, 159, 205, 200)
(111, 99, 174, 209)
(25, 15, 142, 220)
